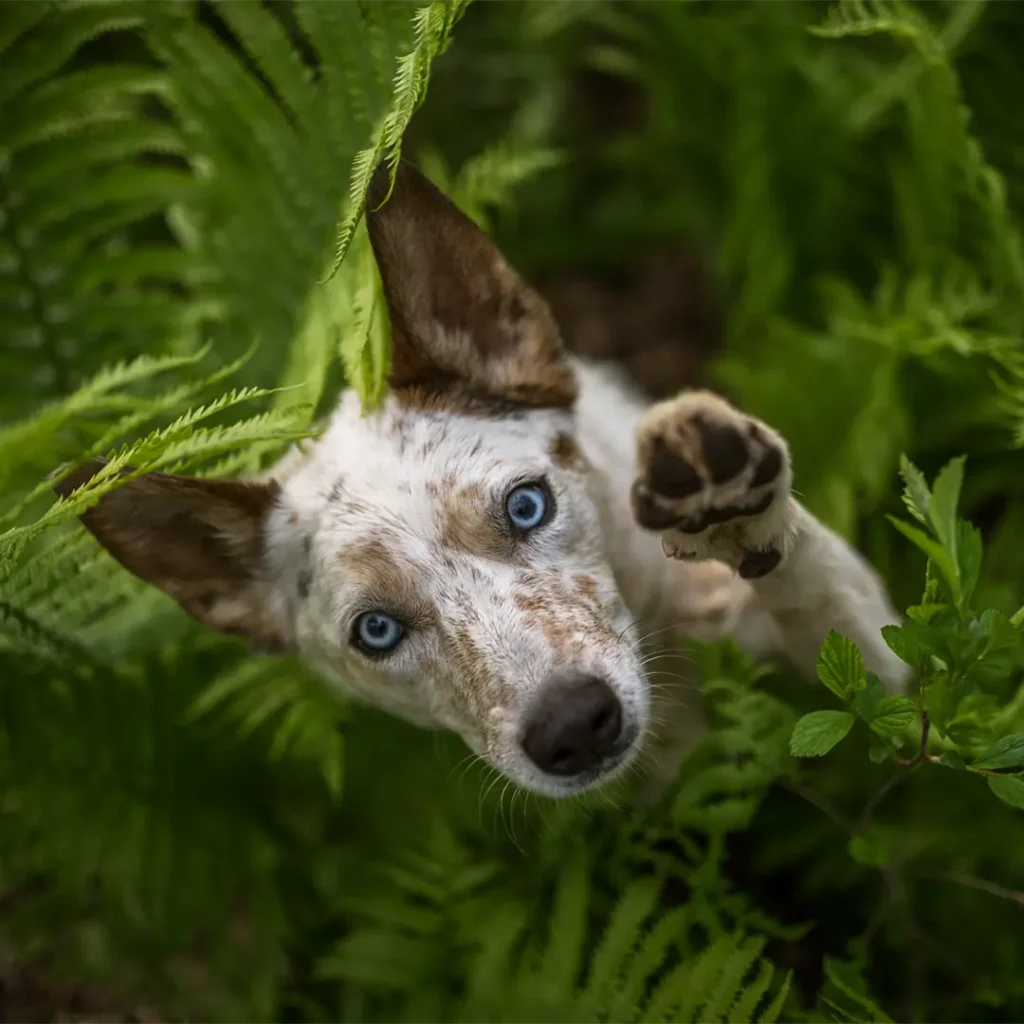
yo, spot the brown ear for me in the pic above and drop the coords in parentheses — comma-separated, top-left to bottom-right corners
(366, 160, 577, 410)
(53, 460, 289, 651)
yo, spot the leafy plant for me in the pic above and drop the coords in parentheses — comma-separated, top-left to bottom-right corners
(789, 455, 1024, 816)
(2, 0, 1024, 1021)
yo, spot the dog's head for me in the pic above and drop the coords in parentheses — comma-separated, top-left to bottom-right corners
(57, 163, 649, 796)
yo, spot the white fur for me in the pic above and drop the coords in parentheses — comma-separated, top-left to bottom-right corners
(260, 357, 907, 796)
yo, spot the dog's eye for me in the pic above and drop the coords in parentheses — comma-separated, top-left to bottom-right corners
(352, 611, 405, 655)
(506, 482, 550, 532)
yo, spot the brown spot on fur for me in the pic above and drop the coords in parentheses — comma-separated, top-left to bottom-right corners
(437, 482, 514, 563)
(550, 432, 587, 473)
(434, 626, 493, 720)
(574, 574, 600, 606)
(340, 538, 435, 629)
(513, 575, 612, 657)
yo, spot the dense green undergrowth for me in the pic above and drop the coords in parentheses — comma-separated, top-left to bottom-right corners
(1, 1, 1023, 1021)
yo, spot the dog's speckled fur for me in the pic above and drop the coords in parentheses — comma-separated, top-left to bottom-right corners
(58, 163, 908, 798)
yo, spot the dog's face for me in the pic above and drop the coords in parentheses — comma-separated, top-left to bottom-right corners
(58, 163, 649, 796)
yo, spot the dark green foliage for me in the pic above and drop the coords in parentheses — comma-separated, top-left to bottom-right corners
(1, 0, 1023, 1021)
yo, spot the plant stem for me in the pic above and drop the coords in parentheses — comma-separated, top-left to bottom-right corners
(860, 711, 930, 830)
(926, 872, 1024, 908)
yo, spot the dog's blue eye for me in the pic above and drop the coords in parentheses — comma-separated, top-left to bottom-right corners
(353, 611, 404, 654)
(506, 483, 549, 532)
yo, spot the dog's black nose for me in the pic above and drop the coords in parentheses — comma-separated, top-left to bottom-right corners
(521, 675, 624, 777)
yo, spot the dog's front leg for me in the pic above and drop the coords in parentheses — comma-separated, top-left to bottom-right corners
(629, 390, 908, 692)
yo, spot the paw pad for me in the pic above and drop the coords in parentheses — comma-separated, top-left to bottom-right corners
(632, 393, 792, 577)
(738, 547, 782, 579)
(647, 436, 702, 498)
(695, 417, 748, 483)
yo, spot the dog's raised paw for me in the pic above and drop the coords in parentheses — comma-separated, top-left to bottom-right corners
(630, 391, 793, 574)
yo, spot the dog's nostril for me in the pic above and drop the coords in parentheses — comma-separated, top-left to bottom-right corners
(590, 703, 621, 744)
(521, 674, 626, 778)
(549, 747, 574, 772)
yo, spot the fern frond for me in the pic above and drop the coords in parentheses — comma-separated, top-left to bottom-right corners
(809, 0, 924, 44)
(3, 63, 169, 152)
(293, 2, 402, 166)
(189, 656, 347, 799)
(419, 139, 564, 230)
(326, 0, 473, 281)
(0, 0, 148, 108)
(214, 2, 321, 141)
(576, 877, 661, 1020)
(338, 224, 388, 407)
(646, 933, 791, 1024)
(0, 346, 210, 492)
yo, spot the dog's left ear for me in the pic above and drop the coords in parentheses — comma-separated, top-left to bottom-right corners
(366, 160, 577, 409)
(52, 460, 290, 652)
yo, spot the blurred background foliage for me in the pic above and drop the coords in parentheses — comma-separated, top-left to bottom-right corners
(1, 0, 1023, 1020)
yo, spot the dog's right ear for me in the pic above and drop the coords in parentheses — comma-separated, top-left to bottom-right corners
(366, 160, 577, 410)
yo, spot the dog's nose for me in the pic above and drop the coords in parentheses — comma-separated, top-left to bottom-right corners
(521, 674, 624, 777)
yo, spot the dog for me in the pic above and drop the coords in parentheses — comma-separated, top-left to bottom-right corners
(55, 162, 907, 799)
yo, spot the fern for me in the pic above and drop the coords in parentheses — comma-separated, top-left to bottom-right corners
(4, 1, 1024, 1021)
(327, 0, 473, 284)
(809, 0, 925, 44)
(189, 656, 348, 800)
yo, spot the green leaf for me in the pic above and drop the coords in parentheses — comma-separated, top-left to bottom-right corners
(956, 519, 982, 606)
(898, 454, 931, 526)
(973, 734, 1024, 771)
(854, 672, 887, 722)
(869, 695, 917, 738)
(881, 623, 918, 668)
(817, 631, 867, 700)
(929, 456, 966, 558)
(848, 833, 891, 868)
(888, 516, 960, 602)
(868, 741, 892, 764)
(790, 711, 856, 757)
(937, 750, 966, 770)
(987, 775, 1024, 810)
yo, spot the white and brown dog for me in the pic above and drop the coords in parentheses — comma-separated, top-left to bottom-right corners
(57, 163, 907, 798)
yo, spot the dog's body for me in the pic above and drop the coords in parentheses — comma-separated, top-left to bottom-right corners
(59, 163, 907, 798)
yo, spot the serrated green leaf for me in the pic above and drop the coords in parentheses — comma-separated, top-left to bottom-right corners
(817, 631, 867, 700)
(888, 516, 960, 602)
(881, 623, 918, 667)
(973, 734, 1024, 771)
(790, 711, 855, 757)
(898, 454, 931, 526)
(854, 672, 887, 722)
(988, 775, 1024, 810)
(956, 519, 982, 607)
(929, 456, 965, 559)
(869, 695, 917, 738)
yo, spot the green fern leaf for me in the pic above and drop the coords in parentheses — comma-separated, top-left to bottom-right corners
(325, 0, 473, 282)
